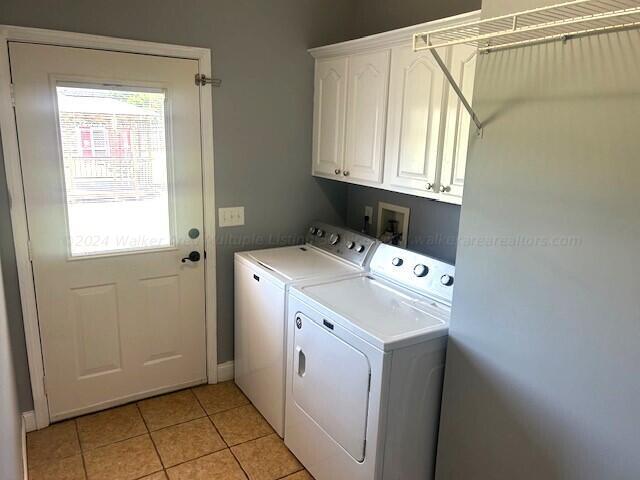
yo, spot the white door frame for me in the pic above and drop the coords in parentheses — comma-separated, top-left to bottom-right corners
(0, 25, 218, 430)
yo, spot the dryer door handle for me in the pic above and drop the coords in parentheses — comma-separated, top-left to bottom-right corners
(295, 346, 306, 377)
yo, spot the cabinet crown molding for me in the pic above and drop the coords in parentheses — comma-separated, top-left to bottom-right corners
(309, 10, 481, 59)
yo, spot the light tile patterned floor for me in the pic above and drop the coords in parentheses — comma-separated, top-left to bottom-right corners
(26, 382, 314, 480)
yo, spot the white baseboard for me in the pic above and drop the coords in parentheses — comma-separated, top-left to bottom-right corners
(217, 361, 234, 382)
(22, 415, 28, 479)
(22, 411, 36, 433)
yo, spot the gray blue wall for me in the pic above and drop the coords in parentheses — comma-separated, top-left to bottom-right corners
(0, 254, 23, 480)
(345, 0, 481, 263)
(0, 0, 359, 411)
(435, 1, 640, 478)
(346, 186, 460, 264)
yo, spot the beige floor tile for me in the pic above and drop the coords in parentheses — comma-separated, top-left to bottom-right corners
(27, 420, 81, 467)
(231, 434, 302, 480)
(83, 434, 162, 480)
(77, 404, 147, 451)
(166, 449, 247, 480)
(139, 473, 168, 480)
(192, 381, 249, 415)
(211, 404, 274, 446)
(138, 390, 205, 431)
(151, 417, 226, 467)
(282, 471, 314, 480)
(28, 454, 86, 480)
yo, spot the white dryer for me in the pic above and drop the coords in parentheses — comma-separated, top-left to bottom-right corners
(234, 223, 377, 437)
(285, 244, 455, 480)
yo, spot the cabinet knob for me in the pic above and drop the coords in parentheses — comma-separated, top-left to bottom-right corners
(426, 183, 434, 190)
(343, 171, 350, 177)
(440, 185, 451, 193)
(334, 168, 341, 175)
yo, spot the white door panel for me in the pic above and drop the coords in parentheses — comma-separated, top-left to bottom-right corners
(440, 44, 477, 203)
(312, 57, 347, 178)
(384, 45, 447, 194)
(292, 313, 370, 462)
(10, 42, 207, 420)
(344, 51, 390, 184)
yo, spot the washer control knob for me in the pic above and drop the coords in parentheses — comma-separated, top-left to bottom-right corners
(346, 241, 355, 250)
(316, 229, 325, 238)
(308, 226, 317, 235)
(392, 257, 403, 267)
(413, 264, 429, 277)
(355, 244, 365, 253)
(329, 233, 340, 245)
(441, 274, 454, 286)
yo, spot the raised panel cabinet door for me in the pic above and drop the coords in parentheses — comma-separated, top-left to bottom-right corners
(343, 50, 391, 184)
(440, 44, 478, 204)
(383, 45, 448, 196)
(312, 57, 348, 178)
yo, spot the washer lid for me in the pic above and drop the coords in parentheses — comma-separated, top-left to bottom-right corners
(246, 245, 360, 281)
(294, 274, 449, 351)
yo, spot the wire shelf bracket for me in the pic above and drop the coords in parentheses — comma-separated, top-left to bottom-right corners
(413, 0, 640, 136)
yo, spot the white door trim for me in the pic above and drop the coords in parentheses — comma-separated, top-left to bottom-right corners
(0, 25, 218, 430)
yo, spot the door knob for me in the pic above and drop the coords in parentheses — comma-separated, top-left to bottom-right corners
(181, 251, 201, 263)
(343, 171, 350, 177)
(440, 185, 451, 193)
(334, 168, 341, 175)
(426, 183, 434, 190)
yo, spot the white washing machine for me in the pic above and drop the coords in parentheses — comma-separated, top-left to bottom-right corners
(284, 244, 455, 480)
(234, 222, 377, 437)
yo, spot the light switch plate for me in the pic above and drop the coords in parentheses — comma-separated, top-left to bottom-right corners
(218, 207, 245, 227)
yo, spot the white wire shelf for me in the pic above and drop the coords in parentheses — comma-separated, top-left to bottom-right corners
(414, 0, 640, 52)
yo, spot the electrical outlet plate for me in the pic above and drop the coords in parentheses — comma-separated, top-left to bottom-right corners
(364, 206, 373, 219)
(218, 207, 245, 227)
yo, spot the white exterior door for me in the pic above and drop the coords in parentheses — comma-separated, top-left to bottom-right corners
(312, 57, 347, 179)
(384, 45, 447, 195)
(440, 44, 477, 203)
(343, 50, 390, 184)
(10, 42, 207, 420)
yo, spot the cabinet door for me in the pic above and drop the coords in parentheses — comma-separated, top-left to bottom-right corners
(384, 45, 447, 195)
(440, 45, 478, 204)
(343, 50, 390, 184)
(312, 57, 348, 178)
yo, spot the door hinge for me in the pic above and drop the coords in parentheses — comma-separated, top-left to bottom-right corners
(368, 372, 372, 392)
(10, 83, 16, 107)
(43, 375, 48, 396)
(27, 240, 33, 262)
(195, 73, 222, 87)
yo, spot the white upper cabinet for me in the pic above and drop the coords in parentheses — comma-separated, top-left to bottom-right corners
(312, 57, 347, 178)
(309, 11, 480, 205)
(384, 45, 447, 196)
(343, 50, 390, 184)
(439, 44, 478, 203)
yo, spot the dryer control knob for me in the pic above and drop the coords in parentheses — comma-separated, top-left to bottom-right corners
(346, 241, 355, 250)
(355, 244, 365, 253)
(316, 229, 325, 238)
(392, 257, 403, 267)
(308, 227, 317, 235)
(413, 264, 429, 277)
(329, 233, 340, 245)
(441, 274, 454, 286)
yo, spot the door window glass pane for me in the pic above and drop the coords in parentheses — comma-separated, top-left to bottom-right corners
(56, 85, 173, 256)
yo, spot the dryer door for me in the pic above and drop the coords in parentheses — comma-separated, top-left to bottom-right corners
(292, 313, 371, 462)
